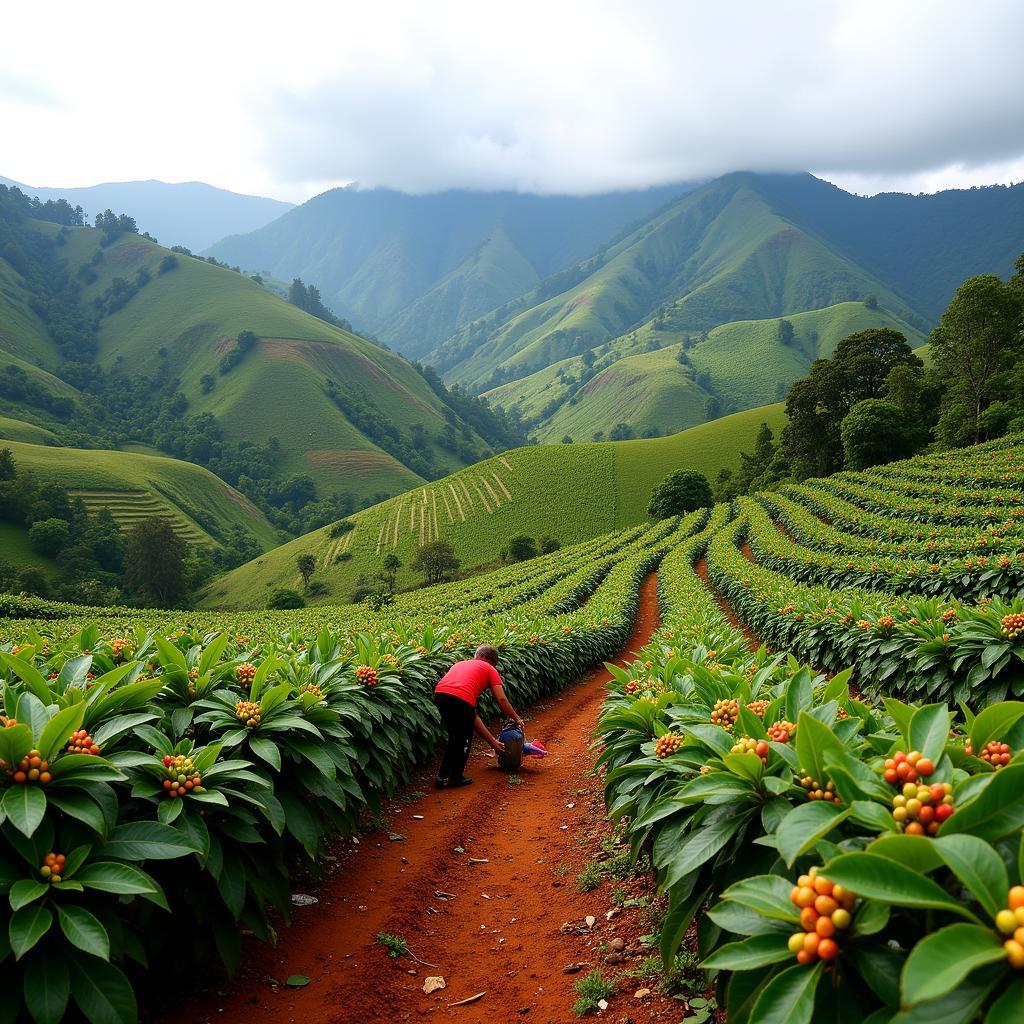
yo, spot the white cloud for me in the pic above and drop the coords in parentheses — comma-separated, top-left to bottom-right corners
(1, 0, 1022, 199)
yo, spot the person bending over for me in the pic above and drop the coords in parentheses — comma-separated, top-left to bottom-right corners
(433, 644, 525, 788)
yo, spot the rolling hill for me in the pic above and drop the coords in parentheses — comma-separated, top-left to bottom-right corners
(205, 184, 693, 356)
(202, 404, 785, 609)
(0, 436, 280, 553)
(0, 188, 507, 510)
(487, 299, 927, 442)
(0, 175, 293, 252)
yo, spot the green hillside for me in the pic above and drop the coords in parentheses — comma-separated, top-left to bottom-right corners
(206, 184, 690, 356)
(687, 300, 927, 411)
(0, 414, 59, 446)
(203, 404, 785, 609)
(487, 345, 715, 443)
(0, 438, 279, 551)
(486, 301, 925, 441)
(0, 187, 509, 518)
(431, 174, 921, 391)
(55, 228, 491, 499)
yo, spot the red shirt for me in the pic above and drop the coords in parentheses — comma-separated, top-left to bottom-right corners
(435, 658, 502, 707)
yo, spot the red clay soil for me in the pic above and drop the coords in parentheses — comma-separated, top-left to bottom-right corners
(694, 555, 761, 653)
(161, 574, 679, 1024)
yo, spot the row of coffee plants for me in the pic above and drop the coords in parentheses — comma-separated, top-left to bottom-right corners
(598, 490, 1024, 1021)
(706, 513, 1024, 704)
(741, 497, 1024, 603)
(0, 517, 694, 1023)
(759, 491, 1024, 560)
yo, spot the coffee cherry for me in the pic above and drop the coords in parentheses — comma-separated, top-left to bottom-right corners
(730, 735, 769, 765)
(788, 871, 855, 964)
(1006, 939, 1024, 969)
(235, 662, 257, 685)
(235, 699, 261, 728)
(768, 720, 795, 743)
(654, 733, 683, 759)
(997, 909, 1019, 934)
(355, 665, 379, 687)
(1009, 886, 1024, 910)
(710, 699, 739, 731)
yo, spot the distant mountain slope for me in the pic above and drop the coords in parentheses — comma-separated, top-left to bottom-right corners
(747, 174, 1024, 320)
(0, 175, 293, 252)
(202, 404, 785, 609)
(205, 184, 693, 356)
(432, 174, 922, 390)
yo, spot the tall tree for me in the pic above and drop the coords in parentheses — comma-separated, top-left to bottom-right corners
(297, 553, 317, 588)
(929, 274, 1023, 442)
(123, 518, 186, 607)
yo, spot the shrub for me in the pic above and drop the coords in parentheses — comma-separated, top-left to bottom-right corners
(266, 587, 305, 609)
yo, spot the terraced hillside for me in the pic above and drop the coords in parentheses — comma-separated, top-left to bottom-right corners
(0, 438, 279, 551)
(203, 405, 784, 607)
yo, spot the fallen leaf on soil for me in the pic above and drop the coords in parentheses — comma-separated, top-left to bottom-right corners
(634, 988, 651, 999)
(597, 999, 609, 1011)
(290, 893, 318, 907)
(285, 975, 310, 988)
(423, 976, 446, 994)
(469, 858, 489, 864)
(585, 915, 596, 928)
(389, 833, 405, 841)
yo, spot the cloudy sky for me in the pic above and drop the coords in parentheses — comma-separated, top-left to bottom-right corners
(2, 0, 1023, 202)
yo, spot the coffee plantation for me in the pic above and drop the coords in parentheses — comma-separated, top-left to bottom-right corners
(3, 435, 1024, 1021)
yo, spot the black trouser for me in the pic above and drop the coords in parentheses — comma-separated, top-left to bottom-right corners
(434, 692, 477, 782)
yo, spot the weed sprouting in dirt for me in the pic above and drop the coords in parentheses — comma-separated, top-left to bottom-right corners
(576, 862, 602, 892)
(376, 932, 409, 959)
(572, 969, 615, 1016)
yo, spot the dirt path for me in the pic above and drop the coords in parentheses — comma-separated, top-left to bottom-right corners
(163, 575, 666, 1024)
(694, 555, 760, 652)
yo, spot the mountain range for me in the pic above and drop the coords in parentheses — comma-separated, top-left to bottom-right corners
(206, 184, 693, 355)
(0, 175, 293, 252)
(206, 172, 1024, 441)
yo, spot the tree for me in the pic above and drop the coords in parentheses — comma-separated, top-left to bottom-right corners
(647, 470, 712, 519)
(28, 518, 70, 557)
(123, 518, 186, 606)
(267, 588, 305, 609)
(0, 448, 14, 481)
(929, 274, 1022, 442)
(411, 541, 460, 585)
(840, 399, 916, 469)
(561, 435, 573, 444)
(380, 553, 401, 591)
(539, 536, 561, 554)
(502, 535, 537, 562)
(297, 553, 317, 588)
(777, 319, 795, 346)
